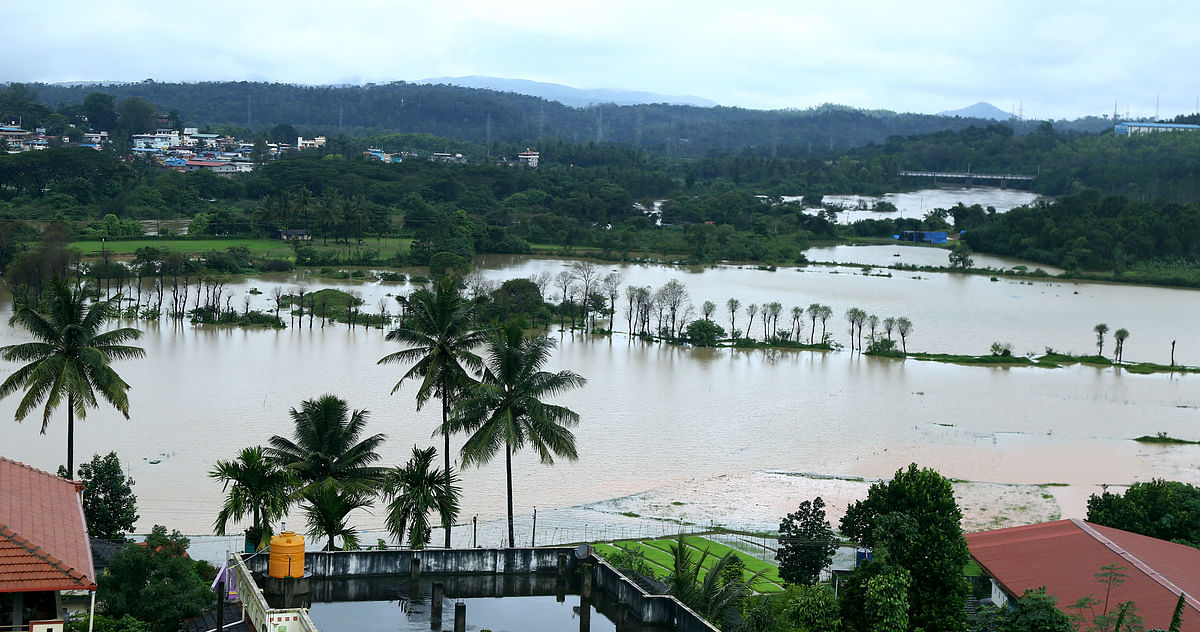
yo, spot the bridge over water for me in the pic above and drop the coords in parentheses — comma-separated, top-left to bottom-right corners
(898, 170, 1035, 187)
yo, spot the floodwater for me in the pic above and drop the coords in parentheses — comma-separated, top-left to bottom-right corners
(2, 252, 1198, 540)
(786, 187, 1041, 225)
(309, 595, 645, 632)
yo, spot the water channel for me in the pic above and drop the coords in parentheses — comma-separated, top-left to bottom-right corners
(2, 247, 1198, 543)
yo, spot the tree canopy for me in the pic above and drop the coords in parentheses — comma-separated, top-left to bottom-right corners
(841, 463, 970, 632)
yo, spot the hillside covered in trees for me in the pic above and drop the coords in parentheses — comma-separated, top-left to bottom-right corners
(23, 81, 1110, 155)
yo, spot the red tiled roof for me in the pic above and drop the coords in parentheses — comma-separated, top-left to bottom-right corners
(967, 519, 1200, 631)
(0, 457, 97, 592)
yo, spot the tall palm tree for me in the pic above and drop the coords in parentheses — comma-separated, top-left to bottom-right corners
(265, 395, 387, 493)
(378, 279, 486, 547)
(382, 445, 460, 549)
(302, 485, 373, 551)
(449, 322, 586, 547)
(0, 278, 145, 473)
(209, 446, 297, 552)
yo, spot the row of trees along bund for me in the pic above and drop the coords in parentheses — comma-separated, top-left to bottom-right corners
(9, 248, 921, 353)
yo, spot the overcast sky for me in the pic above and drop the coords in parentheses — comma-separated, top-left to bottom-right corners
(6, 0, 1199, 120)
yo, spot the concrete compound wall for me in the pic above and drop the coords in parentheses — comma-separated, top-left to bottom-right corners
(244, 548, 718, 632)
(245, 547, 576, 577)
(587, 556, 720, 632)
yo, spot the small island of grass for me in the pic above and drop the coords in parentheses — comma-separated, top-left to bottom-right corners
(1134, 432, 1200, 445)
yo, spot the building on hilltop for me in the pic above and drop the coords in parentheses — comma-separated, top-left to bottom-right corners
(967, 519, 1200, 631)
(296, 136, 326, 150)
(1114, 121, 1200, 136)
(518, 149, 540, 168)
(0, 457, 98, 632)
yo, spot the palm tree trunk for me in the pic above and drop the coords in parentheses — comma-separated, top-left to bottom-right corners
(442, 393, 452, 549)
(506, 444, 515, 548)
(67, 394, 75, 475)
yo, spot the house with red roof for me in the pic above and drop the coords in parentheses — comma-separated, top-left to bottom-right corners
(0, 457, 97, 632)
(967, 518, 1200, 631)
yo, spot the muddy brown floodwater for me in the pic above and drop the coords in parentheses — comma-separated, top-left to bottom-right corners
(2, 251, 1197, 540)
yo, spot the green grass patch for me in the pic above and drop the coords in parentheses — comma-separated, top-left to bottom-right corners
(679, 536, 784, 591)
(1037, 352, 1112, 367)
(73, 238, 292, 256)
(601, 536, 784, 593)
(908, 352, 1050, 367)
(1124, 362, 1200, 375)
(963, 559, 983, 577)
(1134, 432, 1200, 445)
(71, 237, 414, 262)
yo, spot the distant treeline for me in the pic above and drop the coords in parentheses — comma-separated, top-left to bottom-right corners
(22, 80, 1110, 155)
(4, 84, 1200, 283)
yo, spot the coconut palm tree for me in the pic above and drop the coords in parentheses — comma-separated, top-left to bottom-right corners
(666, 535, 764, 625)
(382, 445, 460, 549)
(266, 395, 387, 494)
(0, 278, 145, 473)
(209, 446, 297, 552)
(449, 322, 586, 547)
(302, 485, 373, 551)
(267, 395, 385, 551)
(378, 279, 487, 548)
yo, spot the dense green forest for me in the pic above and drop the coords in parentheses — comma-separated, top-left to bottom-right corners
(16, 81, 1111, 155)
(3, 82, 1200, 286)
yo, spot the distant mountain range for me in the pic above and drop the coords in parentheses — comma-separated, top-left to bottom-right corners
(417, 75, 718, 108)
(937, 102, 1013, 121)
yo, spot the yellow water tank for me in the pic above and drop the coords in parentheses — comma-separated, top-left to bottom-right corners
(268, 531, 305, 578)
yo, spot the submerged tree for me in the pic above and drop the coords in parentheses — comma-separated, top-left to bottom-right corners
(896, 316, 913, 354)
(1114, 328, 1130, 364)
(450, 322, 586, 547)
(0, 278, 145, 473)
(1094, 323, 1109, 356)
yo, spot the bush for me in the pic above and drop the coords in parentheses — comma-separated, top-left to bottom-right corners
(99, 526, 213, 632)
(686, 319, 726, 347)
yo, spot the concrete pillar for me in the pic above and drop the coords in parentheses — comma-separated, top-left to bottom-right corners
(431, 583, 443, 618)
(410, 557, 421, 580)
(453, 602, 466, 632)
(556, 576, 566, 603)
(580, 563, 593, 599)
(579, 597, 591, 632)
(557, 553, 567, 578)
